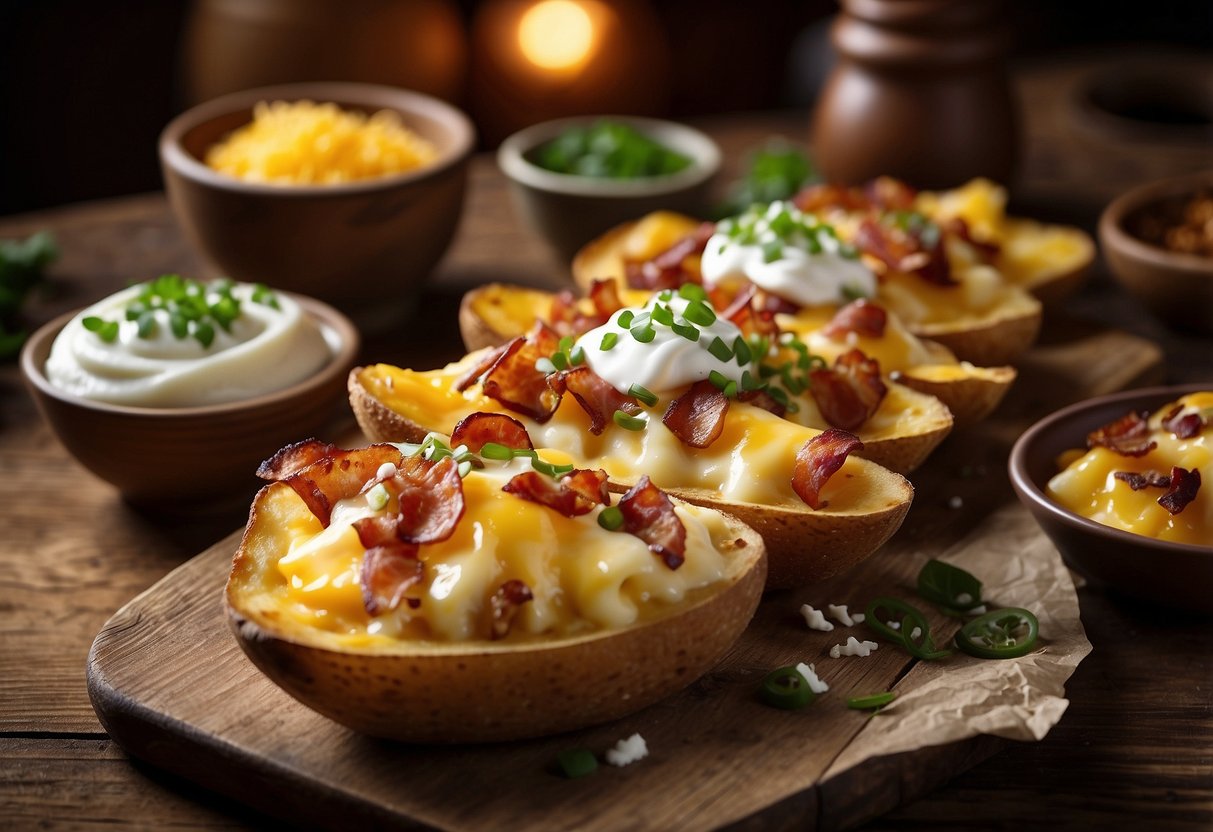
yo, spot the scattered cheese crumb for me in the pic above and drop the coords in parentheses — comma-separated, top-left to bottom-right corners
(909, 627, 922, 640)
(887, 620, 901, 630)
(829, 636, 879, 658)
(800, 604, 834, 631)
(955, 592, 973, 605)
(852, 612, 865, 624)
(375, 462, 398, 480)
(948, 496, 964, 509)
(827, 604, 856, 627)
(605, 733, 648, 767)
(969, 605, 988, 615)
(794, 662, 829, 694)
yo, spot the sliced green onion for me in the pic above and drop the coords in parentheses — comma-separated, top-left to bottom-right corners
(511, 447, 538, 459)
(82, 316, 119, 343)
(917, 559, 984, 612)
(678, 283, 707, 302)
(193, 321, 215, 348)
(650, 303, 675, 326)
(597, 505, 624, 531)
(618, 310, 635, 328)
(556, 748, 598, 779)
(550, 351, 569, 371)
(671, 321, 700, 342)
(762, 239, 784, 263)
(600, 331, 618, 351)
(136, 312, 158, 339)
(630, 324, 655, 343)
(457, 460, 473, 478)
(613, 410, 647, 431)
(759, 665, 816, 710)
(535, 357, 558, 374)
(707, 336, 733, 363)
(558, 335, 574, 354)
(569, 345, 586, 366)
(683, 299, 716, 326)
(628, 384, 658, 407)
(721, 380, 738, 398)
(531, 457, 575, 478)
(366, 483, 391, 512)
(955, 608, 1040, 659)
(708, 370, 730, 392)
(732, 336, 752, 365)
(847, 691, 897, 710)
(479, 442, 514, 461)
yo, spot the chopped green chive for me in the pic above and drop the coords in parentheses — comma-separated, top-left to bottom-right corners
(707, 336, 733, 362)
(597, 506, 624, 531)
(82, 316, 119, 343)
(193, 321, 215, 348)
(732, 336, 752, 365)
(136, 311, 158, 339)
(569, 345, 586, 366)
(535, 357, 557, 374)
(762, 239, 784, 263)
(683, 299, 716, 326)
(618, 310, 635, 328)
(479, 442, 514, 461)
(366, 483, 391, 511)
(531, 457, 575, 478)
(708, 370, 730, 391)
(678, 283, 708, 302)
(550, 351, 569, 371)
(630, 324, 656, 343)
(600, 331, 619, 351)
(650, 303, 675, 326)
(613, 410, 647, 431)
(558, 335, 574, 354)
(671, 321, 700, 341)
(628, 384, 658, 406)
(722, 380, 738, 398)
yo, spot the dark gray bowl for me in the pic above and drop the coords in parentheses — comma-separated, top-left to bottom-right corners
(1009, 384, 1212, 613)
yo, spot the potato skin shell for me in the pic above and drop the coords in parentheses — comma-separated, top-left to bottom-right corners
(226, 483, 767, 743)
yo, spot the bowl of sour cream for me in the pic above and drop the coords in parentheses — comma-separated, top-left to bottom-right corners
(21, 276, 359, 510)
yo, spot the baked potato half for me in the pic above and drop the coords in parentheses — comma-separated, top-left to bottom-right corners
(349, 354, 914, 590)
(227, 443, 767, 743)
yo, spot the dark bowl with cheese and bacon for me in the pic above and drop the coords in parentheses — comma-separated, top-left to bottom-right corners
(1010, 384, 1213, 614)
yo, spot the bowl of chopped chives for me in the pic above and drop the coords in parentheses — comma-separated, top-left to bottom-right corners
(498, 116, 721, 262)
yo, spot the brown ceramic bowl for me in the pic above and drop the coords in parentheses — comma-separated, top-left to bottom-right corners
(160, 82, 474, 323)
(498, 116, 721, 263)
(1099, 172, 1213, 334)
(1009, 384, 1212, 614)
(20, 294, 359, 511)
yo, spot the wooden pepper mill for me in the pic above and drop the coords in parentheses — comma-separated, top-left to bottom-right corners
(810, 0, 1018, 188)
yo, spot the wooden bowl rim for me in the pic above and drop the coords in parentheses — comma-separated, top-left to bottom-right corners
(1098, 171, 1213, 275)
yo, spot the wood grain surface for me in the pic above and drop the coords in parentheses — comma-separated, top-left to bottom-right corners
(2, 57, 1213, 830)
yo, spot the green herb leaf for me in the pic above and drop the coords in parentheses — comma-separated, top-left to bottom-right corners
(628, 383, 658, 407)
(917, 559, 984, 612)
(600, 331, 619, 351)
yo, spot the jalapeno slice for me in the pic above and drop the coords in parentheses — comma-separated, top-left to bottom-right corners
(916, 558, 984, 612)
(954, 608, 1040, 659)
(864, 597, 952, 661)
(760, 665, 816, 710)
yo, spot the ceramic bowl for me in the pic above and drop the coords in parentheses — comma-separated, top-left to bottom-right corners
(20, 294, 359, 511)
(160, 82, 475, 323)
(498, 115, 721, 262)
(1099, 172, 1213, 334)
(1009, 384, 1212, 613)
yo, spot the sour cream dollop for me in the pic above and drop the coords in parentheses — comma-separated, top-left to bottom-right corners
(45, 279, 332, 407)
(575, 292, 748, 395)
(700, 201, 877, 307)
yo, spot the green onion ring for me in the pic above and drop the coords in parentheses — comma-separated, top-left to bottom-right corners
(954, 608, 1040, 660)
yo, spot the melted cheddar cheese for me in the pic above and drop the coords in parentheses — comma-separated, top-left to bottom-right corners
(1047, 393, 1213, 546)
(358, 357, 881, 511)
(250, 457, 741, 647)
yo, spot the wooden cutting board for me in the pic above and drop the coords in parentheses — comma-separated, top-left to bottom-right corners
(87, 327, 1163, 831)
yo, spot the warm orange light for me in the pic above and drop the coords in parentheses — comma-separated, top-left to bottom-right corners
(517, 0, 595, 71)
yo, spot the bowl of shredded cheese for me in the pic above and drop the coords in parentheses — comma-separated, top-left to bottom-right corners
(160, 83, 474, 323)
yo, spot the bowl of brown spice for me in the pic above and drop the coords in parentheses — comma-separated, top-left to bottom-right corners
(1099, 171, 1213, 334)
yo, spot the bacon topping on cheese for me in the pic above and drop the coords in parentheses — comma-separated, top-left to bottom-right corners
(450, 412, 534, 453)
(481, 323, 563, 422)
(502, 468, 609, 517)
(854, 216, 955, 286)
(1087, 411, 1157, 458)
(822, 299, 888, 340)
(353, 456, 466, 546)
(624, 221, 715, 290)
(259, 443, 403, 527)
(256, 438, 339, 481)
(1119, 466, 1204, 515)
(618, 475, 687, 569)
(358, 545, 423, 616)
(662, 380, 729, 448)
(809, 349, 888, 431)
(455, 342, 512, 393)
(792, 428, 864, 510)
(487, 580, 534, 640)
(1162, 405, 1207, 440)
(719, 282, 783, 339)
(550, 366, 641, 435)
(549, 279, 625, 337)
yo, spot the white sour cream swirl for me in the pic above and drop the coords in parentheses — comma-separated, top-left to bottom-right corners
(701, 201, 877, 307)
(575, 294, 748, 395)
(45, 281, 331, 407)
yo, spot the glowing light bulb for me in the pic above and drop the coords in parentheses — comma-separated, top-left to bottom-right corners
(517, 0, 595, 71)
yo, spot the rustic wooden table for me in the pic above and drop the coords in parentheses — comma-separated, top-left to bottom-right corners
(1, 59, 1211, 829)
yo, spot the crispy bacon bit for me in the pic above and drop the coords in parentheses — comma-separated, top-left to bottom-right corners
(450, 412, 534, 453)
(618, 475, 686, 569)
(502, 470, 606, 516)
(738, 388, 787, 418)
(1087, 410, 1157, 458)
(354, 455, 466, 544)
(943, 217, 1000, 262)
(1163, 406, 1206, 440)
(793, 183, 871, 214)
(822, 299, 888, 340)
(1159, 467, 1201, 515)
(359, 544, 423, 616)
(809, 349, 888, 431)
(662, 380, 729, 448)
(624, 222, 715, 290)
(854, 217, 955, 286)
(455, 341, 514, 393)
(272, 445, 404, 527)
(256, 439, 338, 481)
(1113, 470, 1173, 491)
(488, 580, 534, 640)
(561, 468, 611, 506)
(550, 366, 640, 434)
(864, 176, 918, 211)
(589, 278, 624, 319)
(481, 323, 563, 422)
(792, 428, 864, 510)
(719, 282, 782, 339)
(548, 279, 625, 337)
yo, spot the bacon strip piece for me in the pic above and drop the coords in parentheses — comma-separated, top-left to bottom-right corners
(488, 580, 534, 640)
(864, 176, 918, 211)
(854, 217, 955, 286)
(793, 183, 872, 214)
(256, 439, 338, 481)
(561, 468, 611, 506)
(1163, 408, 1206, 440)
(618, 475, 686, 569)
(719, 282, 783, 339)
(943, 217, 1000, 262)
(550, 366, 640, 435)
(481, 322, 563, 422)
(502, 469, 607, 517)
(548, 279, 624, 337)
(792, 428, 864, 510)
(822, 299, 888, 340)
(353, 455, 466, 544)
(663, 380, 729, 448)
(450, 412, 534, 452)
(1158, 467, 1201, 515)
(359, 544, 423, 616)
(267, 444, 404, 527)
(455, 342, 513, 393)
(624, 222, 715, 290)
(1113, 470, 1172, 491)
(809, 349, 888, 431)
(1087, 410, 1157, 458)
